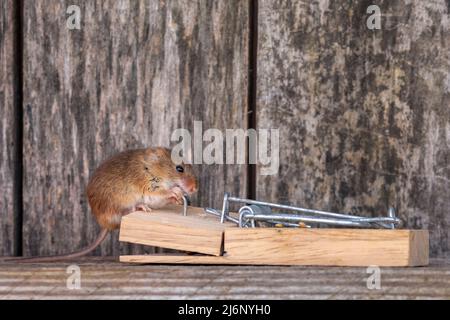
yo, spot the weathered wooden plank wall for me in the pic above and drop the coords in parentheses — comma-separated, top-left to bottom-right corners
(256, 0, 450, 257)
(22, 0, 248, 256)
(0, 0, 18, 256)
(2, 0, 450, 259)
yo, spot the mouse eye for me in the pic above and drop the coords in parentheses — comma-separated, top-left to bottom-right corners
(176, 165, 184, 173)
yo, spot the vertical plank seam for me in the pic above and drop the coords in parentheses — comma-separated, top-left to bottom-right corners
(247, 0, 258, 200)
(13, 0, 24, 257)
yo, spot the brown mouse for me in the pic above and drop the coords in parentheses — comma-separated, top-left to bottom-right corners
(2, 147, 198, 262)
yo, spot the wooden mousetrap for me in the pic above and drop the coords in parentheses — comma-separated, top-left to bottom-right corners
(119, 194, 429, 267)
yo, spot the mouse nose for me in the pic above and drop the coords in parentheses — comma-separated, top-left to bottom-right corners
(188, 184, 198, 194)
(187, 181, 198, 194)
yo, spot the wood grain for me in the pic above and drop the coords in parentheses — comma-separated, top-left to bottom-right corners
(409, 230, 429, 266)
(121, 229, 429, 267)
(256, 0, 450, 258)
(1, 258, 449, 299)
(120, 254, 230, 264)
(119, 205, 234, 256)
(0, 0, 18, 256)
(224, 229, 429, 266)
(22, 0, 248, 256)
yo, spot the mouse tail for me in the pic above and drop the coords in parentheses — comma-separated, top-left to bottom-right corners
(0, 229, 109, 263)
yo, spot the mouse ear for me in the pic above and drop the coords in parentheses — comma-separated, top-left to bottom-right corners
(144, 147, 170, 163)
(154, 147, 171, 157)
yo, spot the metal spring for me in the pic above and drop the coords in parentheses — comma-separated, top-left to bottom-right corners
(205, 193, 401, 229)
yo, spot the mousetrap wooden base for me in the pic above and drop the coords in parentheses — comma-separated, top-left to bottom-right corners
(119, 206, 235, 256)
(119, 206, 429, 267)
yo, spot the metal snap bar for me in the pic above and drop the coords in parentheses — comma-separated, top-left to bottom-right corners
(205, 193, 401, 229)
(205, 207, 240, 224)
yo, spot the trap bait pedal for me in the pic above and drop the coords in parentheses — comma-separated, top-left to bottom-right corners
(119, 195, 429, 267)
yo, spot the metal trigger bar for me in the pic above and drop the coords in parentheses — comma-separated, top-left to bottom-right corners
(205, 192, 401, 229)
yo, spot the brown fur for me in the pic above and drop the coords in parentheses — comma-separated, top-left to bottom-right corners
(87, 147, 197, 230)
(2, 147, 198, 263)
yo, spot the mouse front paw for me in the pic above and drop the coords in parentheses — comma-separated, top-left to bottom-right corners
(168, 187, 185, 205)
(135, 204, 153, 213)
